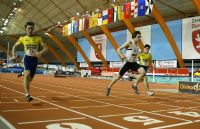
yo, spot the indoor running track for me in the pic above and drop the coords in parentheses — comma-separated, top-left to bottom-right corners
(0, 73, 200, 129)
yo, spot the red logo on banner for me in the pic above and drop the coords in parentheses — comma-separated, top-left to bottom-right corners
(192, 30, 200, 54)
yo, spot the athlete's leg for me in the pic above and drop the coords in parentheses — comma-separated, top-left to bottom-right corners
(107, 75, 122, 89)
(132, 67, 145, 94)
(23, 70, 31, 96)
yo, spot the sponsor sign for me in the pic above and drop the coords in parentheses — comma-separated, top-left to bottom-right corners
(109, 62, 123, 68)
(182, 16, 200, 59)
(79, 62, 89, 68)
(179, 81, 200, 94)
(155, 60, 177, 68)
(194, 69, 200, 77)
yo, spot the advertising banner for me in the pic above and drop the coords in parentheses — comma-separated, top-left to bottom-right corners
(182, 16, 200, 59)
(179, 81, 200, 94)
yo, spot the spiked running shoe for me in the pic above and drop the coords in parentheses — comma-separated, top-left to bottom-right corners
(147, 91, 155, 96)
(132, 85, 140, 95)
(26, 95, 33, 102)
(106, 87, 111, 96)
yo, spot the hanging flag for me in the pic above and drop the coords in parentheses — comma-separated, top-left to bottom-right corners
(98, 13, 102, 26)
(102, 10, 108, 25)
(78, 18, 83, 31)
(145, 0, 153, 15)
(89, 15, 94, 28)
(124, 2, 131, 19)
(68, 23, 72, 35)
(138, 0, 146, 16)
(121, 3, 125, 20)
(117, 5, 122, 20)
(84, 16, 89, 30)
(63, 24, 68, 35)
(73, 21, 78, 33)
(94, 13, 98, 27)
(108, 8, 114, 23)
(114, 6, 118, 22)
(133, 0, 138, 17)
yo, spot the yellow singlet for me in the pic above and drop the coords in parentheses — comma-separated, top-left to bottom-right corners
(16, 35, 44, 56)
(137, 52, 152, 66)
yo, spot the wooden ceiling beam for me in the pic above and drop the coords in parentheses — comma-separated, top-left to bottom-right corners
(100, 25, 122, 60)
(192, 0, 200, 15)
(46, 43, 66, 66)
(66, 35, 93, 67)
(47, 33, 79, 68)
(122, 19, 144, 50)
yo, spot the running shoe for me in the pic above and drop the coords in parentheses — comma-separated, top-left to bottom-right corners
(106, 87, 111, 96)
(17, 73, 23, 77)
(26, 95, 33, 102)
(132, 85, 140, 95)
(147, 91, 155, 96)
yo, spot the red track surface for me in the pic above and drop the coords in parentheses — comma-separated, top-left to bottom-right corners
(0, 73, 200, 129)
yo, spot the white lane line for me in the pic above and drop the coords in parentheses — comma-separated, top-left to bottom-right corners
(99, 112, 143, 118)
(194, 119, 200, 122)
(149, 121, 193, 129)
(0, 84, 128, 129)
(13, 99, 19, 102)
(0, 115, 16, 129)
(1, 101, 41, 104)
(2, 108, 59, 112)
(70, 105, 110, 109)
(18, 117, 86, 125)
(30, 86, 192, 122)
(2, 79, 193, 122)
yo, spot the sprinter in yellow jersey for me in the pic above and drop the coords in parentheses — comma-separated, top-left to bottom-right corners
(12, 21, 48, 102)
(137, 44, 154, 96)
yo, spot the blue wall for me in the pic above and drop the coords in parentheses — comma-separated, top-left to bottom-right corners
(78, 19, 183, 62)
(106, 30, 127, 61)
(77, 38, 91, 62)
(151, 20, 182, 60)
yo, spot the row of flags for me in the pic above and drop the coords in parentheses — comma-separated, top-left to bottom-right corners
(63, 0, 154, 36)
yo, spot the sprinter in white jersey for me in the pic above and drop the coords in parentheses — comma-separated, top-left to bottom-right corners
(106, 31, 146, 96)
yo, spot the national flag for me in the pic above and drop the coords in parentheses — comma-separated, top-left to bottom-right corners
(124, 2, 131, 19)
(94, 13, 98, 27)
(78, 18, 83, 31)
(114, 6, 118, 22)
(138, 0, 146, 16)
(133, 0, 138, 17)
(108, 8, 114, 23)
(121, 4, 125, 20)
(145, 0, 153, 15)
(84, 16, 89, 30)
(62, 24, 68, 35)
(73, 21, 78, 33)
(89, 15, 94, 28)
(102, 10, 108, 25)
(68, 23, 72, 35)
(98, 13, 102, 26)
(117, 5, 122, 20)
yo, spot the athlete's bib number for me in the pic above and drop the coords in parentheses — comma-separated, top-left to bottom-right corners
(26, 45, 37, 56)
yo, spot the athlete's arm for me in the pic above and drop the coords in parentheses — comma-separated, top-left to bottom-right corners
(12, 38, 22, 59)
(36, 38, 48, 57)
(117, 41, 131, 60)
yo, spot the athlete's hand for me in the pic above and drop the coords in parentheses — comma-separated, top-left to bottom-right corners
(121, 55, 126, 61)
(11, 55, 17, 60)
(36, 52, 42, 57)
